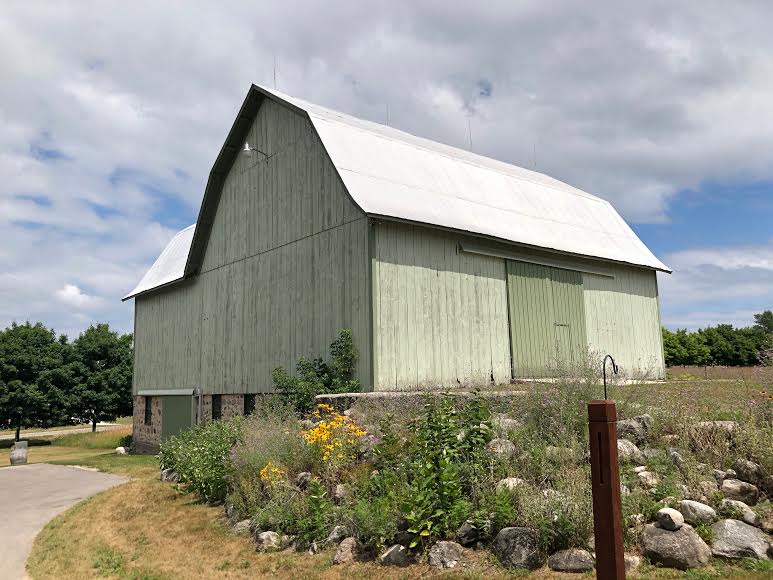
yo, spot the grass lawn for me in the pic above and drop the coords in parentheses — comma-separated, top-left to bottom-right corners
(21, 377, 773, 579)
(0, 417, 132, 437)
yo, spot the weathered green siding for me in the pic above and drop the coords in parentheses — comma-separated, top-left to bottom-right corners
(160, 396, 194, 440)
(583, 268, 665, 379)
(372, 221, 511, 390)
(133, 98, 371, 395)
(507, 261, 587, 378)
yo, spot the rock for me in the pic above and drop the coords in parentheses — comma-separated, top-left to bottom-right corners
(306, 541, 320, 555)
(658, 507, 684, 531)
(547, 548, 594, 572)
(333, 537, 359, 564)
(456, 520, 488, 547)
(333, 484, 347, 503)
(628, 513, 646, 528)
(721, 479, 759, 506)
(256, 531, 281, 552)
(679, 500, 717, 526)
(617, 439, 646, 465)
(721, 499, 760, 527)
(641, 523, 711, 570)
(115, 446, 127, 455)
(232, 519, 251, 534)
(637, 470, 658, 489)
(486, 438, 516, 458)
(224, 501, 237, 523)
(428, 541, 464, 569)
(733, 458, 766, 487)
(711, 519, 771, 560)
(669, 450, 686, 470)
(726, 468, 737, 479)
(160, 468, 179, 483)
(759, 511, 773, 534)
(713, 469, 728, 484)
(625, 554, 641, 573)
(698, 479, 719, 498)
(379, 544, 408, 566)
(492, 527, 543, 570)
(9, 447, 27, 466)
(617, 414, 653, 444)
(492, 414, 521, 434)
(326, 525, 348, 545)
(294, 471, 312, 490)
(545, 446, 574, 463)
(620, 484, 631, 496)
(634, 465, 648, 474)
(496, 477, 526, 493)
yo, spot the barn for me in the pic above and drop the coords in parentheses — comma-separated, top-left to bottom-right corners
(124, 84, 670, 451)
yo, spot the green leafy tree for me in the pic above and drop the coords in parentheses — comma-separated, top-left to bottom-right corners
(753, 310, 773, 333)
(0, 322, 69, 440)
(70, 324, 133, 432)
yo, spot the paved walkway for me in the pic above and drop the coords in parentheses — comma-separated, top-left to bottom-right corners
(0, 464, 128, 579)
(0, 423, 123, 442)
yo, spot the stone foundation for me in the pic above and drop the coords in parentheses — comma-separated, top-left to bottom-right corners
(132, 395, 161, 453)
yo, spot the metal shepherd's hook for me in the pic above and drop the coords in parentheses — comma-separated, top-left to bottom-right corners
(602, 354, 618, 400)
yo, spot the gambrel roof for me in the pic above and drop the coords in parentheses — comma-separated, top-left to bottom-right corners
(124, 84, 669, 300)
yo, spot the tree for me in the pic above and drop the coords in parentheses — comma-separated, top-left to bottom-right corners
(753, 310, 773, 334)
(0, 322, 69, 440)
(70, 324, 133, 431)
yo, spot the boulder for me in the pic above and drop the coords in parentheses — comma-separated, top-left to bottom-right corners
(637, 470, 658, 489)
(617, 439, 645, 465)
(486, 438, 516, 459)
(617, 414, 653, 444)
(492, 414, 521, 434)
(379, 544, 408, 566)
(679, 500, 717, 526)
(294, 471, 312, 490)
(545, 446, 574, 463)
(333, 537, 359, 564)
(657, 507, 684, 531)
(720, 499, 760, 527)
(721, 479, 759, 505)
(697, 479, 719, 499)
(456, 520, 488, 547)
(326, 525, 348, 545)
(496, 477, 526, 493)
(232, 519, 251, 534)
(428, 541, 464, 569)
(641, 523, 711, 570)
(732, 458, 766, 488)
(634, 465, 648, 474)
(711, 519, 771, 560)
(669, 449, 686, 470)
(713, 469, 728, 484)
(547, 548, 594, 573)
(115, 446, 127, 455)
(333, 484, 347, 503)
(255, 531, 281, 552)
(492, 527, 543, 570)
(624, 554, 641, 573)
(759, 510, 773, 534)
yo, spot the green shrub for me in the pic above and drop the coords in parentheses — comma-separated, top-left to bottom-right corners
(159, 417, 242, 502)
(272, 329, 360, 413)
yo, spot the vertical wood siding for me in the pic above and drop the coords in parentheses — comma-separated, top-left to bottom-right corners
(133, 98, 371, 394)
(372, 221, 511, 390)
(582, 268, 665, 379)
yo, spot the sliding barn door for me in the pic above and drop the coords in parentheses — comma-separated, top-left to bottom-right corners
(506, 261, 587, 378)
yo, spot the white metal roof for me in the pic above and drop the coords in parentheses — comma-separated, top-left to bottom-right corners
(123, 224, 195, 300)
(125, 85, 669, 300)
(264, 87, 670, 273)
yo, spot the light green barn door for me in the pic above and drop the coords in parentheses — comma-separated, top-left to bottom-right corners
(161, 395, 193, 440)
(506, 261, 587, 378)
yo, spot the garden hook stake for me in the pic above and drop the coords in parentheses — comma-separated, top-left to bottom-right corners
(602, 354, 618, 400)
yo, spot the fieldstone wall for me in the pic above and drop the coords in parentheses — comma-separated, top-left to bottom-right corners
(133, 395, 161, 452)
(200, 394, 244, 421)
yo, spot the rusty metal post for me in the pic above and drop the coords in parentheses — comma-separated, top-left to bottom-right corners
(588, 400, 625, 580)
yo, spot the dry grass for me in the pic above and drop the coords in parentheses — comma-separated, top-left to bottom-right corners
(0, 446, 112, 467)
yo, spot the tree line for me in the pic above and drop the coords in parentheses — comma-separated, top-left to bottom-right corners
(0, 322, 132, 441)
(662, 310, 773, 367)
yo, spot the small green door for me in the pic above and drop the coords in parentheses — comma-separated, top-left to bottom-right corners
(161, 396, 193, 440)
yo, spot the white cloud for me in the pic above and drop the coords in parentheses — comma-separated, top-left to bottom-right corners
(55, 283, 101, 309)
(1, 1, 773, 336)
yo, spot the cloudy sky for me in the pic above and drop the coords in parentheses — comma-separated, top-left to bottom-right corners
(1, 1, 772, 339)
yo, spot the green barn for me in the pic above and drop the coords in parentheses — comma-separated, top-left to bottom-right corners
(124, 85, 670, 450)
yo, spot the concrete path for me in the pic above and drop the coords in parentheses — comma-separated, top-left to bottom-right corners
(0, 423, 122, 442)
(0, 464, 128, 579)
